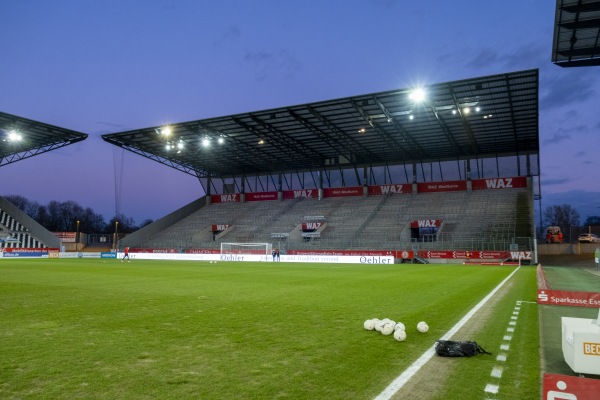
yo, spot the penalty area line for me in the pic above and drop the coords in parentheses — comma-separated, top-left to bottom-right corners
(373, 266, 521, 400)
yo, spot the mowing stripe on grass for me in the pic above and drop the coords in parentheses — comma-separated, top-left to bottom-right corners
(374, 266, 521, 400)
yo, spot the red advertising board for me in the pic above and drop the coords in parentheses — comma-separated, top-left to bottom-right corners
(543, 373, 600, 400)
(282, 189, 319, 200)
(417, 180, 467, 193)
(322, 186, 363, 197)
(410, 219, 443, 228)
(302, 222, 322, 231)
(2, 247, 59, 253)
(417, 250, 510, 260)
(211, 224, 230, 232)
(211, 193, 240, 203)
(245, 191, 278, 201)
(471, 176, 527, 190)
(537, 289, 600, 308)
(367, 184, 412, 195)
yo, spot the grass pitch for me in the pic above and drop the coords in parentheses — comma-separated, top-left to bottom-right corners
(0, 259, 539, 399)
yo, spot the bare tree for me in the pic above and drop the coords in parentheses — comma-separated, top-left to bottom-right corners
(544, 204, 580, 241)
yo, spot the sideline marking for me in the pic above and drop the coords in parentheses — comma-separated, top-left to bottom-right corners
(374, 267, 521, 400)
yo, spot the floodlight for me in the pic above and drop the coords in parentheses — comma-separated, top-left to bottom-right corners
(8, 131, 22, 141)
(409, 88, 426, 103)
(217, 137, 224, 144)
(177, 141, 184, 150)
(202, 138, 210, 147)
(409, 115, 414, 120)
(161, 126, 172, 136)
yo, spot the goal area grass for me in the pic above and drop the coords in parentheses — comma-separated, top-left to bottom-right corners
(1, 259, 540, 399)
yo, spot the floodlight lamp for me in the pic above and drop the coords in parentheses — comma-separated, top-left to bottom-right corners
(202, 138, 210, 147)
(8, 131, 22, 141)
(409, 88, 426, 103)
(162, 126, 172, 136)
(177, 141, 184, 150)
(452, 109, 457, 115)
(475, 107, 481, 112)
(165, 144, 172, 151)
(258, 139, 265, 145)
(409, 115, 414, 120)
(217, 137, 224, 144)
(463, 107, 470, 114)
(358, 128, 366, 133)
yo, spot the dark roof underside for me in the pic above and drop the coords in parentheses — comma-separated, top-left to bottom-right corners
(553, 0, 600, 67)
(102, 69, 539, 179)
(0, 112, 88, 167)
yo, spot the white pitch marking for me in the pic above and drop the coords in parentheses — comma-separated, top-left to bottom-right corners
(503, 335, 512, 341)
(509, 321, 517, 326)
(500, 344, 510, 351)
(513, 311, 519, 315)
(484, 384, 499, 394)
(511, 316, 518, 320)
(507, 327, 515, 332)
(374, 267, 521, 400)
(496, 354, 507, 362)
(491, 367, 503, 378)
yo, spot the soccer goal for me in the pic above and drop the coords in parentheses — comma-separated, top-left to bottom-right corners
(220, 242, 273, 256)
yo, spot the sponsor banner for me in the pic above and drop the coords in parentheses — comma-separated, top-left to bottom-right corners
(410, 219, 443, 228)
(302, 222, 322, 231)
(323, 186, 363, 198)
(245, 191, 278, 202)
(53, 232, 76, 243)
(368, 184, 411, 196)
(471, 176, 527, 190)
(417, 180, 467, 193)
(1, 251, 47, 258)
(303, 215, 325, 220)
(287, 249, 396, 257)
(130, 248, 177, 253)
(543, 373, 600, 400)
(115, 252, 393, 264)
(211, 193, 240, 203)
(185, 249, 220, 254)
(537, 289, 600, 308)
(282, 189, 318, 200)
(417, 250, 511, 260)
(302, 232, 321, 238)
(2, 248, 59, 253)
(101, 252, 117, 258)
(59, 252, 101, 258)
(282, 255, 394, 264)
(211, 224, 230, 232)
(509, 251, 532, 260)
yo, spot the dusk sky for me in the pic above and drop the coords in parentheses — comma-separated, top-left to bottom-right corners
(1, 0, 599, 224)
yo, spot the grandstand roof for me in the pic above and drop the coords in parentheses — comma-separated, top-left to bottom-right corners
(102, 69, 539, 179)
(0, 112, 88, 167)
(552, 0, 600, 67)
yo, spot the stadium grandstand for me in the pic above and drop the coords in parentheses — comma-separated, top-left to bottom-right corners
(101, 69, 541, 264)
(0, 112, 88, 250)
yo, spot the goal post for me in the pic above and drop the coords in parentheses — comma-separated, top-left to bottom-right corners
(220, 242, 273, 256)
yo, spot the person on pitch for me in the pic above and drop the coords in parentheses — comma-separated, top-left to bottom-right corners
(122, 246, 130, 262)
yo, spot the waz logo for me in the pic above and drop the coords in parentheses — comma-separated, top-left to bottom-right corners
(510, 251, 532, 260)
(379, 184, 405, 194)
(293, 190, 314, 198)
(304, 222, 322, 230)
(417, 220, 439, 227)
(219, 194, 238, 202)
(485, 178, 513, 189)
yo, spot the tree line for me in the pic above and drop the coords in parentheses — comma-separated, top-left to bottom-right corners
(542, 204, 600, 240)
(3, 195, 153, 234)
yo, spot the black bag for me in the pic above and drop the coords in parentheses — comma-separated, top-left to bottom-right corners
(434, 340, 491, 357)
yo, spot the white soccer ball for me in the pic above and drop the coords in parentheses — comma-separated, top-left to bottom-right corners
(394, 322, 405, 332)
(417, 321, 429, 333)
(363, 319, 375, 330)
(381, 323, 394, 336)
(393, 329, 407, 341)
(375, 320, 385, 332)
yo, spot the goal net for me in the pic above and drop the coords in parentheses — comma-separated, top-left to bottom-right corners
(220, 242, 273, 256)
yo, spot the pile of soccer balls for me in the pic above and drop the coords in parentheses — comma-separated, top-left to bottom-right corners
(363, 318, 429, 342)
